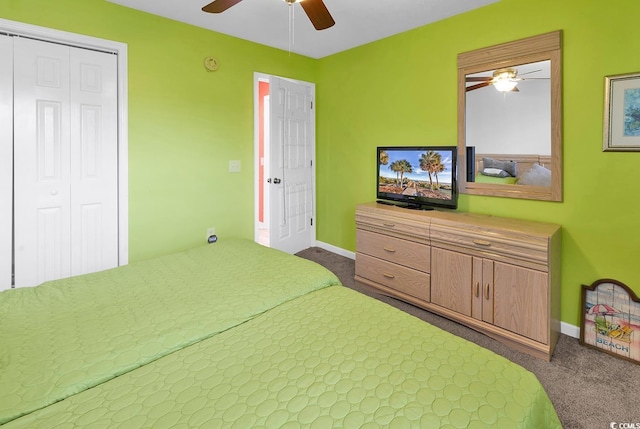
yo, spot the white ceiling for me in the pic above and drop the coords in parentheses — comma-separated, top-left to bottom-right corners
(107, 0, 500, 59)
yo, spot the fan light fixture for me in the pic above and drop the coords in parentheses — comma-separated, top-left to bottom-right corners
(492, 68, 519, 92)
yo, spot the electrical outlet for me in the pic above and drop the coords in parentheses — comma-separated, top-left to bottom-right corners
(207, 227, 216, 238)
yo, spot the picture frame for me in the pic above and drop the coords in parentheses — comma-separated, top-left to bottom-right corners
(580, 278, 640, 365)
(603, 72, 640, 151)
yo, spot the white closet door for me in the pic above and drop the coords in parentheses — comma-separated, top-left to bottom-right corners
(0, 35, 13, 291)
(69, 47, 119, 275)
(13, 37, 118, 287)
(14, 37, 73, 287)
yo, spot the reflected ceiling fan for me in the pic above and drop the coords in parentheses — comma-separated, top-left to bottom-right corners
(202, 0, 335, 30)
(466, 67, 547, 92)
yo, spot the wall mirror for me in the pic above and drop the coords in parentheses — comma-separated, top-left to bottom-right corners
(457, 31, 562, 201)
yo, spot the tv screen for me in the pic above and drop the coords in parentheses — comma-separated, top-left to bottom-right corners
(377, 146, 458, 210)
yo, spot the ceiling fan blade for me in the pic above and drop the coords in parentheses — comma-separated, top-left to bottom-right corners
(466, 76, 492, 82)
(299, 0, 335, 30)
(466, 82, 492, 92)
(519, 69, 542, 76)
(202, 0, 243, 13)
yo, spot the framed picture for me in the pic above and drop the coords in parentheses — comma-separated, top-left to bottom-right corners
(580, 278, 640, 365)
(603, 72, 640, 151)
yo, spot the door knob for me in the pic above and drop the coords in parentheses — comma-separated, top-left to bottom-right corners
(273, 178, 281, 184)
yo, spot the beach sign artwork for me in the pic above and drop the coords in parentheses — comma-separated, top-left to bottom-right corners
(580, 278, 640, 365)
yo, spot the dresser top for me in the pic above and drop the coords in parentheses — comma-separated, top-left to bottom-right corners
(357, 202, 561, 237)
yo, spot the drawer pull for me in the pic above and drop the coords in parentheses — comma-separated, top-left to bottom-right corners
(475, 281, 480, 297)
(383, 246, 396, 253)
(383, 222, 396, 227)
(485, 283, 491, 300)
(383, 272, 396, 279)
(473, 239, 492, 247)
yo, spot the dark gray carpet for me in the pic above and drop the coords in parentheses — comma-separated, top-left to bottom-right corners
(296, 246, 640, 429)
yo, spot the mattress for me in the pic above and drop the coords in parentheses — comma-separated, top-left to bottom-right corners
(0, 240, 340, 425)
(3, 285, 561, 428)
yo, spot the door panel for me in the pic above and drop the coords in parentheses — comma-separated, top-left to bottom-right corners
(13, 38, 72, 287)
(0, 34, 13, 290)
(431, 247, 472, 316)
(268, 77, 314, 254)
(70, 47, 119, 275)
(493, 261, 548, 343)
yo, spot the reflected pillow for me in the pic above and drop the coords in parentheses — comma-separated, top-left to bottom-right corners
(518, 163, 551, 187)
(481, 167, 510, 178)
(482, 157, 517, 177)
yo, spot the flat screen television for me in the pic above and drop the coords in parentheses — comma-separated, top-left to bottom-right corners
(377, 146, 458, 210)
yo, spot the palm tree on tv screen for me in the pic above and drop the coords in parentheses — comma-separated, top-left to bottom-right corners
(420, 151, 442, 191)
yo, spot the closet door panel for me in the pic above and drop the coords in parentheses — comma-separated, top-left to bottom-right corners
(0, 35, 12, 290)
(13, 38, 72, 287)
(70, 48, 118, 275)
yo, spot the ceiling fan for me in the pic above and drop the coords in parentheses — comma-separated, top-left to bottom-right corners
(466, 67, 547, 92)
(202, 0, 335, 30)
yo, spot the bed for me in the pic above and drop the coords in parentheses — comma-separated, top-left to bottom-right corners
(474, 153, 552, 186)
(0, 239, 561, 428)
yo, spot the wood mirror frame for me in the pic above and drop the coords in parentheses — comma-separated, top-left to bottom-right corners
(457, 31, 563, 201)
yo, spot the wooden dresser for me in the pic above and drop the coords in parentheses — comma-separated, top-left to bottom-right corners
(355, 202, 562, 361)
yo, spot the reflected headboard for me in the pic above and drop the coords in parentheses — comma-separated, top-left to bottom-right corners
(475, 154, 552, 179)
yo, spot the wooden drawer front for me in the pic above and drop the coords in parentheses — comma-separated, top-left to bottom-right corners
(356, 253, 430, 302)
(357, 230, 430, 273)
(355, 211, 429, 242)
(430, 223, 549, 268)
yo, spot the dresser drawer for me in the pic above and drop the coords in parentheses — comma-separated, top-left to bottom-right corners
(356, 229, 430, 273)
(430, 222, 549, 268)
(355, 211, 429, 243)
(356, 253, 430, 302)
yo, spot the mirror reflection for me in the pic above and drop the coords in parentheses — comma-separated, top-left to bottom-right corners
(466, 60, 551, 187)
(457, 31, 562, 202)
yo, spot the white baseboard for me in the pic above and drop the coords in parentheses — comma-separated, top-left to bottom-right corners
(314, 240, 581, 339)
(561, 322, 580, 339)
(315, 240, 355, 260)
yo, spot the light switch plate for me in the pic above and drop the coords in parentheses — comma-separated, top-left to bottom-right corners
(229, 160, 241, 173)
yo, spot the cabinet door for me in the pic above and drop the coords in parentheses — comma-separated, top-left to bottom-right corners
(472, 257, 494, 324)
(431, 247, 472, 316)
(493, 262, 548, 344)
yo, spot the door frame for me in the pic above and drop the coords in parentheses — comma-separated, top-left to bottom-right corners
(0, 18, 129, 266)
(253, 72, 316, 249)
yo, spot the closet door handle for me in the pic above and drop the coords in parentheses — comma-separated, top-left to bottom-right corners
(383, 246, 396, 253)
(383, 272, 395, 279)
(474, 281, 480, 297)
(485, 283, 491, 300)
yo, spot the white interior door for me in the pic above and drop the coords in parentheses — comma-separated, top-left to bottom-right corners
(0, 35, 13, 290)
(267, 76, 315, 254)
(13, 37, 73, 287)
(12, 37, 118, 288)
(69, 45, 119, 275)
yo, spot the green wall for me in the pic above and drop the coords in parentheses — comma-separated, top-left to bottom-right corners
(316, 0, 640, 327)
(0, 0, 316, 262)
(2, 0, 639, 328)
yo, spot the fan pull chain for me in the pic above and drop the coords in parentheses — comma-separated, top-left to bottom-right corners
(288, 3, 295, 55)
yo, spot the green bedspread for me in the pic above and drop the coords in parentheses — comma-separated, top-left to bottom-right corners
(4, 286, 561, 428)
(0, 240, 340, 425)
